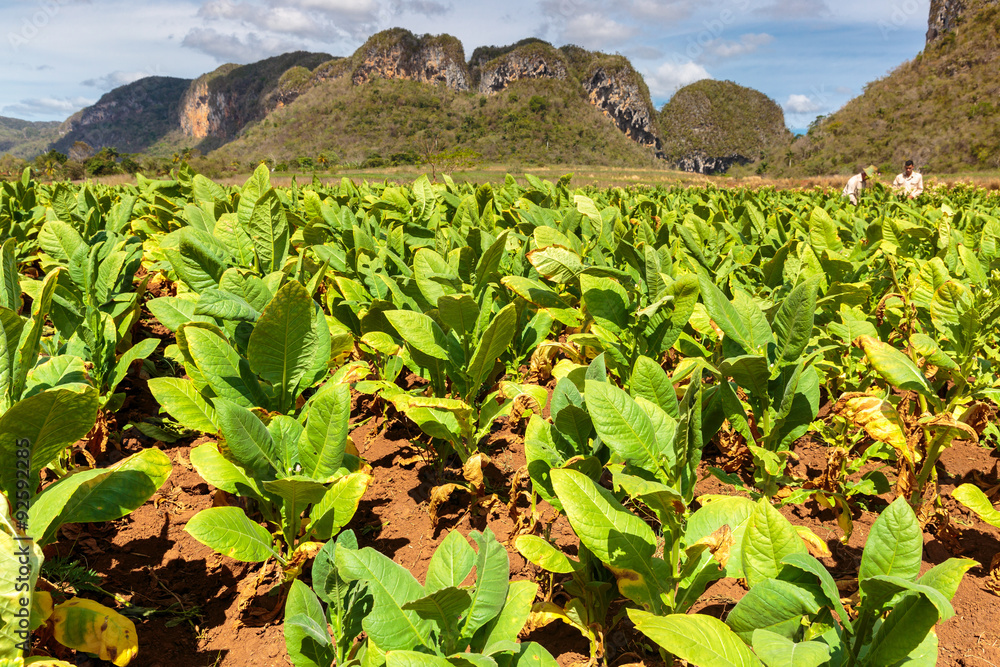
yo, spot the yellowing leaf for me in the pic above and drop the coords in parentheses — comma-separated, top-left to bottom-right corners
(50, 598, 138, 666)
(795, 526, 832, 558)
(834, 393, 911, 464)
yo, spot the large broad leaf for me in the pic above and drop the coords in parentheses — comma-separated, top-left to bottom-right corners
(515, 535, 576, 574)
(29, 448, 171, 546)
(751, 629, 830, 667)
(581, 273, 629, 334)
(857, 336, 933, 397)
(0, 238, 21, 311)
(0, 497, 44, 656)
(0, 385, 99, 502)
(550, 469, 667, 613)
(469, 579, 538, 655)
(285, 579, 335, 667)
(304, 473, 371, 541)
(834, 394, 909, 464)
(697, 276, 760, 355)
(214, 398, 281, 480)
(859, 497, 922, 583)
(629, 610, 763, 667)
(425, 530, 477, 593)
(147, 377, 219, 434)
(741, 499, 806, 588)
(189, 441, 262, 500)
(247, 281, 317, 412)
(385, 652, 453, 667)
(630, 355, 679, 419)
(584, 380, 663, 479)
(526, 246, 583, 283)
(146, 296, 216, 332)
(300, 383, 351, 479)
(865, 593, 941, 666)
(465, 304, 517, 400)
(461, 528, 509, 640)
(385, 309, 454, 361)
(725, 578, 820, 643)
(50, 598, 137, 667)
(181, 324, 266, 408)
(771, 277, 820, 364)
(184, 507, 278, 562)
(953, 484, 1000, 528)
(109, 337, 160, 393)
(248, 190, 290, 274)
(335, 545, 432, 652)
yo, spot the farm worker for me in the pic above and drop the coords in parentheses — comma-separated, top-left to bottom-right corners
(843, 166, 878, 205)
(892, 160, 924, 199)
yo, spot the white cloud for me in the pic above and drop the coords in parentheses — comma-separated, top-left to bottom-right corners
(703, 32, 773, 60)
(181, 27, 306, 62)
(785, 93, 821, 113)
(561, 12, 636, 48)
(81, 71, 152, 90)
(646, 60, 712, 98)
(1, 96, 94, 119)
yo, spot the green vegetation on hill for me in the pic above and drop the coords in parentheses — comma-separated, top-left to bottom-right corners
(659, 80, 790, 162)
(0, 117, 61, 159)
(775, 0, 1000, 175)
(204, 75, 662, 171)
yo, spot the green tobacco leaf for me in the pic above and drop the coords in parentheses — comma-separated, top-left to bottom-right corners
(335, 545, 432, 651)
(630, 355, 679, 419)
(780, 552, 851, 631)
(182, 324, 266, 408)
(581, 273, 629, 334)
(214, 398, 280, 480)
(470, 579, 538, 655)
(385, 309, 454, 361)
(526, 246, 583, 283)
(23, 354, 87, 398)
(741, 499, 806, 588)
(461, 529, 509, 640)
(726, 578, 819, 643)
(859, 575, 954, 619)
(425, 530, 477, 593)
(386, 652, 452, 667)
(629, 610, 763, 667)
(305, 472, 371, 541)
(917, 557, 976, 601)
(697, 276, 758, 355)
(466, 304, 517, 400)
(0, 238, 20, 311)
(0, 385, 99, 501)
(808, 206, 844, 254)
(195, 288, 261, 321)
(438, 294, 479, 339)
(28, 448, 171, 546)
(858, 336, 933, 397)
(865, 593, 941, 666)
(551, 468, 667, 613)
(300, 382, 351, 479)
(771, 277, 820, 364)
(109, 337, 160, 393)
(147, 377, 219, 433)
(146, 296, 217, 332)
(248, 190, 289, 274)
(189, 441, 260, 498)
(248, 281, 317, 412)
(514, 535, 576, 574)
(953, 484, 1000, 528)
(285, 580, 335, 667)
(185, 507, 277, 562)
(751, 629, 830, 667)
(859, 497, 922, 583)
(584, 380, 662, 479)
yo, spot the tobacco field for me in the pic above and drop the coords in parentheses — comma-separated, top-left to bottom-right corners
(3, 165, 1000, 667)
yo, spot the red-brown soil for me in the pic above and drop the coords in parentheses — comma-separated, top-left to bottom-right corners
(32, 379, 1000, 667)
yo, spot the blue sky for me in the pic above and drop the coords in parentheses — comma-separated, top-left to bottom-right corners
(0, 0, 929, 133)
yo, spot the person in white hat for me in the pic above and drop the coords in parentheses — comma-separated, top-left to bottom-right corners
(843, 165, 878, 205)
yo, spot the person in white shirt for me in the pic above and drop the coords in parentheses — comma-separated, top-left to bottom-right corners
(892, 160, 924, 199)
(843, 166, 877, 205)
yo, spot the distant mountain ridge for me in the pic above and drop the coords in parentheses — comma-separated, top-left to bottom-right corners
(1, 28, 793, 173)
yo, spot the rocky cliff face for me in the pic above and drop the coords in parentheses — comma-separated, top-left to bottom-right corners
(351, 30, 469, 91)
(582, 67, 661, 150)
(675, 153, 752, 174)
(52, 76, 191, 154)
(475, 45, 567, 94)
(927, 0, 967, 43)
(178, 51, 330, 141)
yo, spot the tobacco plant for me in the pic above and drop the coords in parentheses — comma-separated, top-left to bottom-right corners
(630, 498, 972, 666)
(285, 528, 558, 667)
